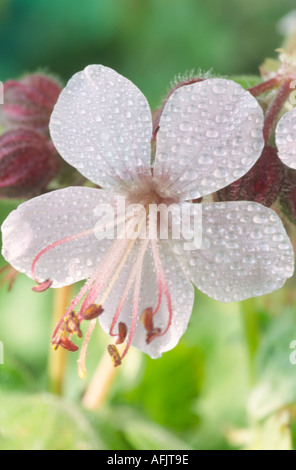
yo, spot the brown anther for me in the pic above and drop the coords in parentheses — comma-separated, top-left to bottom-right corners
(107, 344, 122, 367)
(146, 328, 162, 344)
(83, 304, 104, 320)
(0, 265, 19, 291)
(57, 336, 79, 352)
(64, 311, 82, 338)
(116, 322, 128, 345)
(32, 279, 53, 292)
(141, 307, 154, 332)
(51, 328, 79, 352)
(141, 307, 162, 344)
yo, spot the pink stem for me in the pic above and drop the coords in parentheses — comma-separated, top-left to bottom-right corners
(31, 228, 94, 283)
(150, 240, 173, 337)
(248, 77, 280, 97)
(263, 78, 292, 143)
(120, 240, 150, 360)
(109, 239, 150, 337)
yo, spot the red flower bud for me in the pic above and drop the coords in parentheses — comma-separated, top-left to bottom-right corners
(216, 145, 285, 207)
(279, 168, 296, 224)
(0, 74, 61, 134)
(0, 128, 60, 198)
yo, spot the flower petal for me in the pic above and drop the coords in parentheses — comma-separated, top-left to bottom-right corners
(153, 79, 264, 200)
(170, 201, 294, 302)
(50, 65, 152, 189)
(99, 242, 194, 358)
(1, 186, 118, 287)
(275, 107, 296, 169)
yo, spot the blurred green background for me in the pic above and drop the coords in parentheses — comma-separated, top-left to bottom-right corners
(1, 0, 296, 451)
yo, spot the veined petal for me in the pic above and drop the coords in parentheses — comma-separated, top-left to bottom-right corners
(275, 107, 296, 169)
(99, 242, 194, 358)
(153, 79, 264, 200)
(1, 186, 118, 287)
(50, 65, 152, 189)
(170, 201, 294, 302)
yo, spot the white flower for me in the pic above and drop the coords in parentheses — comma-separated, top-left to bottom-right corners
(1, 65, 294, 366)
(276, 107, 296, 168)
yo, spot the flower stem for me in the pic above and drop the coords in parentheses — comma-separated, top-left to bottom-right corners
(263, 78, 292, 143)
(248, 77, 280, 97)
(82, 346, 123, 410)
(48, 285, 72, 394)
(240, 298, 260, 384)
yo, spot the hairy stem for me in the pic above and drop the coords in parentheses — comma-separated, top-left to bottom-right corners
(48, 285, 72, 394)
(248, 77, 280, 97)
(263, 78, 292, 143)
(82, 346, 124, 410)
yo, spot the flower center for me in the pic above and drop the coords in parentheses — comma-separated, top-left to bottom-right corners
(31, 180, 175, 377)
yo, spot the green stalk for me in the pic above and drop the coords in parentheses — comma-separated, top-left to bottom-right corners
(240, 298, 260, 383)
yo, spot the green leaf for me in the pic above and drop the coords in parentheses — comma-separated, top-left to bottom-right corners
(122, 344, 203, 431)
(104, 406, 193, 450)
(228, 75, 262, 89)
(248, 309, 296, 420)
(0, 391, 125, 450)
(0, 355, 37, 392)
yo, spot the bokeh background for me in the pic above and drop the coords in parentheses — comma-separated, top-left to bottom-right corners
(1, 0, 296, 450)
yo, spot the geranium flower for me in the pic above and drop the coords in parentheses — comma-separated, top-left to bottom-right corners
(1, 65, 294, 369)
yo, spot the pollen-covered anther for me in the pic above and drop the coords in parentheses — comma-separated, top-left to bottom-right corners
(32, 279, 53, 292)
(64, 311, 83, 338)
(141, 306, 162, 344)
(107, 344, 122, 367)
(83, 303, 104, 320)
(116, 322, 128, 345)
(52, 335, 79, 352)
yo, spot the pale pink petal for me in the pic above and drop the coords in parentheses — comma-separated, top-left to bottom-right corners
(170, 201, 294, 302)
(99, 241, 194, 358)
(153, 79, 264, 200)
(275, 107, 296, 169)
(1, 187, 118, 287)
(50, 65, 152, 189)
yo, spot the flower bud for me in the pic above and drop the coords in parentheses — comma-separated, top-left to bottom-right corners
(280, 168, 296, 224)
(0, 74, 61, 134)
(217, 145, 285, 207)
(0, 128, 60, 198)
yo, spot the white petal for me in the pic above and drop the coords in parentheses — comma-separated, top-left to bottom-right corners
(275, 107, 296, 169)
(153, 79, 264, 200)
(1, 187, 118, 287)
(99, 242, 194, 358)
(170, 201, 294, 302)
(50, 65, 152, 189)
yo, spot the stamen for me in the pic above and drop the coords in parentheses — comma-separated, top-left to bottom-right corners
(52, 334, 79, 352)
(32, 279, 53, 292)
(116, 322, 128, 345)
(77, 319, 97, 379)
(64, 311, 82, 338)
(148, 239, 173, 340)
(52, 208, 152, 373)
(107, 344, 122, 367)
(31, 227, 95, 284)
(141, 307, 154, 331)
(78, 238, 133, 318)
(147, 328, 162, 344)
(83, 304, 104, 320)
(0, 265, 19, 291)
(120, 239, 149, 361)
(141, 307, 161, 344)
